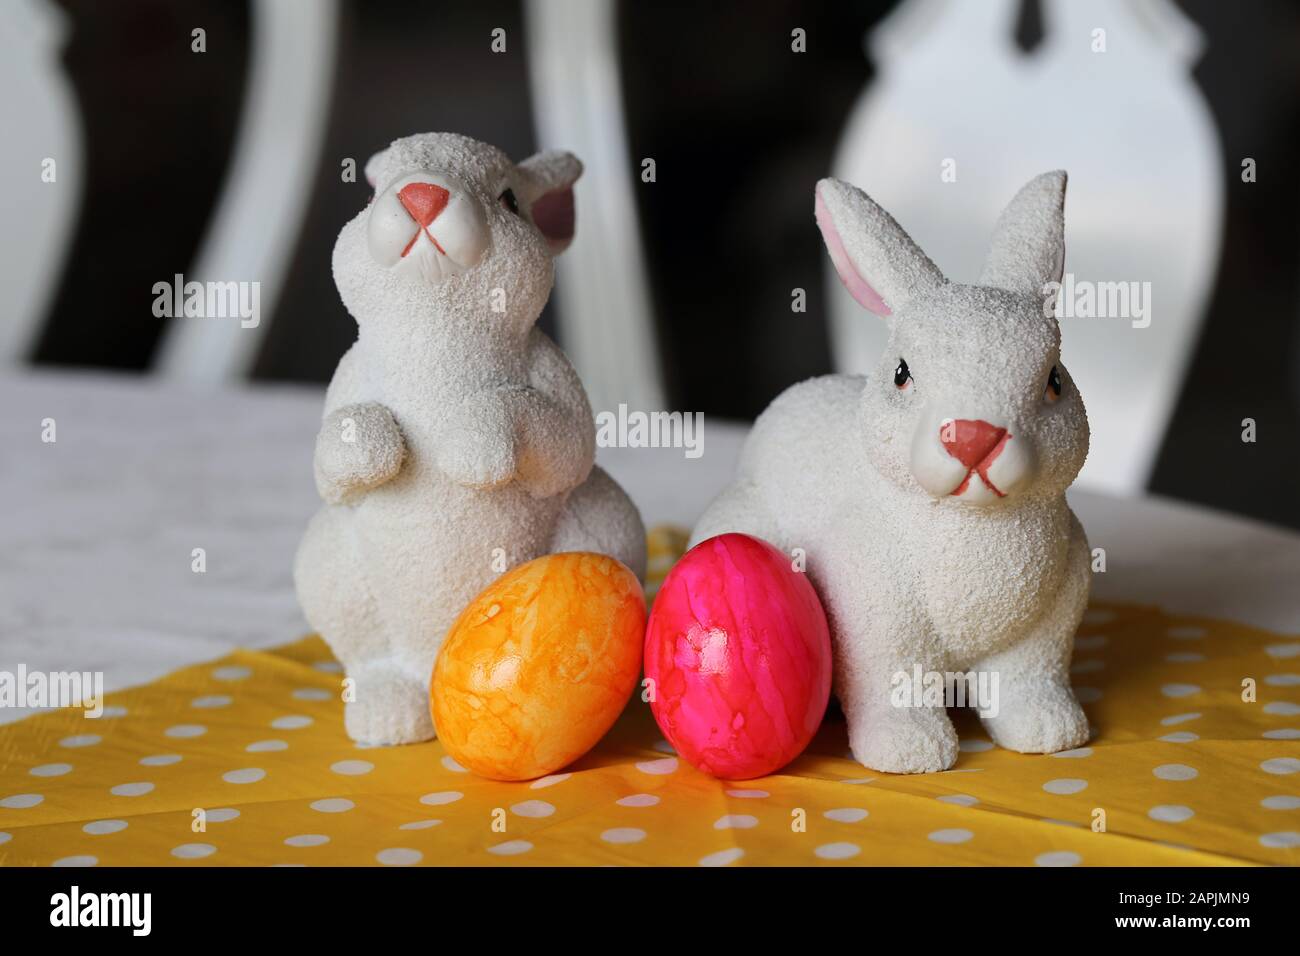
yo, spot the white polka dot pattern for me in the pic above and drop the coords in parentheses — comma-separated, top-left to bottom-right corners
(1, 601, 1296, 866)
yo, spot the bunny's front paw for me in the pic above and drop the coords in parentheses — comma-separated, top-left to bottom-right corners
(314, 403, 406, 504)
(435, 392, 517, 489)
(848, 705, 958, 774)
(981, 683, 1090, 754)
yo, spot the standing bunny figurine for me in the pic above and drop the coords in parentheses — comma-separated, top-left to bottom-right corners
(692, 171, 1091, 773)
(295, 132, 646, 746)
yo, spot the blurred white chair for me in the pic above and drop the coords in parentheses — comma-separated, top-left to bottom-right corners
(157, 0, 339, 384)
(829, 0, 1223, 494)
(0, 0, 82, 365)
(524, 0, 666, 413)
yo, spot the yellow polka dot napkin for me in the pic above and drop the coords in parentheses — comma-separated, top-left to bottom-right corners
(1, 527, 1297, 866)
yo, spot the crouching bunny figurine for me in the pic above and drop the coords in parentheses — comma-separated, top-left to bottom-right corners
(295, 132, 646, 746)
(692, 171, 1091, 774)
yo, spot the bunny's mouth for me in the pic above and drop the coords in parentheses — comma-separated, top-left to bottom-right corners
(909, 415, 1032, 504)
(402, 225, 447, 259)
(937, 421, 1013, 503)
(365, 172, 489, 284)
(397, 231, 472, 285)
(949, 431, 1011, 499)
(951, 466, 1006, 498)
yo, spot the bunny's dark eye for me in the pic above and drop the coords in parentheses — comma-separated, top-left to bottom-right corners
(499, 188, 520, 215)
(894, 359, 912, 390)
(894, 359, 912, 389)
(1044, 365, 1063, 403)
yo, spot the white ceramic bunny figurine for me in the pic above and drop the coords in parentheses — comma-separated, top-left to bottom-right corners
(295, 132, 646, 746)
(692, 171, 1091, 774)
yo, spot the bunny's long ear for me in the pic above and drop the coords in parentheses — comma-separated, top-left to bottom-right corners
(518, 150, 583, 255)
(815, 178, 944, 317)
(979, 171, 1067, 295)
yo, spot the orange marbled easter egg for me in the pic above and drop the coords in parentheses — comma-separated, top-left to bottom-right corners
(431, 552, 646, 781)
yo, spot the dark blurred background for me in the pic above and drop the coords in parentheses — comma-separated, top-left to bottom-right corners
(16, 0, 1300, 529)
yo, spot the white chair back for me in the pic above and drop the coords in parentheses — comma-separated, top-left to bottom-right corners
(524, 0, 666, 414)
(157, 0, 339, 384)
(828, 0, 1223, 493)
(0, 0, 82, 365)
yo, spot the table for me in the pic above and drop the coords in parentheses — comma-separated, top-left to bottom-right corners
(2, 369, 1298, 723)
(3, 370, 1299, 868)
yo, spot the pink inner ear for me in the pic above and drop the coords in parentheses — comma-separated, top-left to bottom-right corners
(531, 187, 575, 245)
(814, 188, 891, 316)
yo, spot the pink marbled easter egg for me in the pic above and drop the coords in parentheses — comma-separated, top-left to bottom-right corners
(644, 533, 832, 779)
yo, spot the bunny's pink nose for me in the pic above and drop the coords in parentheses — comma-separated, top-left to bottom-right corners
(398, 182, 450, 226)
(941, 419, 1009, 468)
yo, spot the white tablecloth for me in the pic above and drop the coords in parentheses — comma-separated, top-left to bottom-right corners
(3, 371, 1298, 723)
